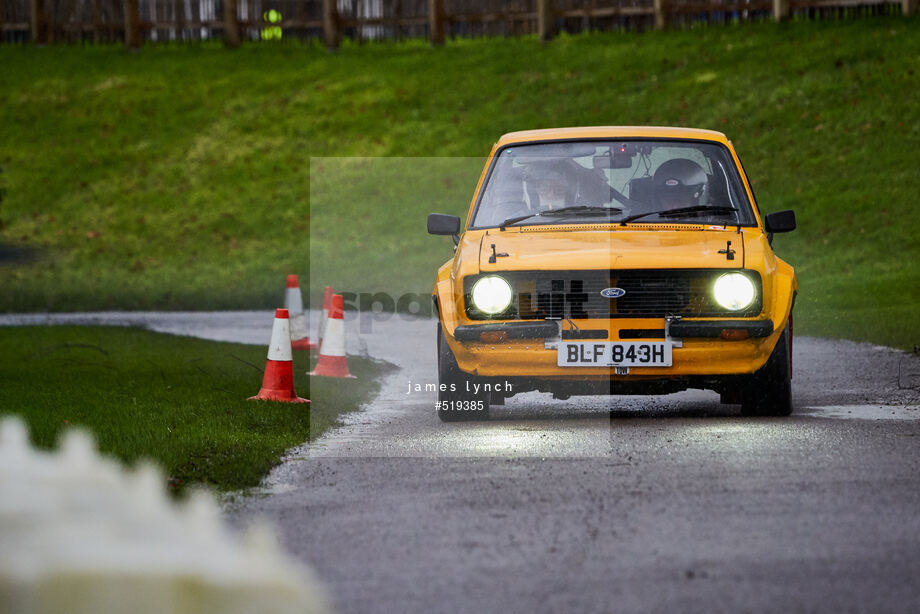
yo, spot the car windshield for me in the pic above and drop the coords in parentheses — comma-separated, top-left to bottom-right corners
(470, 139, 756, 228)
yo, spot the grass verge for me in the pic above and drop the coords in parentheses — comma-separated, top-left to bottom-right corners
(0, 326, 393, 493)
(1, 19, 918, 347)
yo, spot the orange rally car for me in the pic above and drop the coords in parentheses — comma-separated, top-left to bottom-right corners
(428, 127, 797, 421)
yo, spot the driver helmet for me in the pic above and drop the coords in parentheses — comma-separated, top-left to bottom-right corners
(653, 159, 708, 208)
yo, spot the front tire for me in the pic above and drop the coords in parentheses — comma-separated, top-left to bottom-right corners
(741, 322, 793, 417)
(437, 323, 490, 422)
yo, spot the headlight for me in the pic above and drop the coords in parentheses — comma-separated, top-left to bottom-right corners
(713, 272, 756, 311)
(471, 276, 513, 315)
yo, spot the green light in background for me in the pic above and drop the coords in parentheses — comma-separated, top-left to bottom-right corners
(261, 10, 283, 41)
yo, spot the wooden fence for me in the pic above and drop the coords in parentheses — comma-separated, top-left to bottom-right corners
(0, 0, 914, 46)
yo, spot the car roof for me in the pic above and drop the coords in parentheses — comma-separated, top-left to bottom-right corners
(496, 126, 730, 147)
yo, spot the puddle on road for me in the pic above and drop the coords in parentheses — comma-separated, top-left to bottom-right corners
(802, 405, 920, 420)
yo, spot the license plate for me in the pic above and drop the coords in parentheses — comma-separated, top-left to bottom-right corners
(557, 342, 672, 367)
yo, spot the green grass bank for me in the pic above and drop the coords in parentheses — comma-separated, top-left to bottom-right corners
(1, 18, 918, 348)
(0, 326, 391, 493)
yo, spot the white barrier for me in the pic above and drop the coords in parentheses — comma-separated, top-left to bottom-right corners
(0, 416, 329, 614)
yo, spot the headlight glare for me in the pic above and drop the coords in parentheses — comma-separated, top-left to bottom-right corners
(713, 273, 756, 311)
(471, 276, 513, 315)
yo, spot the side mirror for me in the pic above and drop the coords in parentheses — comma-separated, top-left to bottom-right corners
(764, 210, 796, 234)
(427, 213, 461, 246)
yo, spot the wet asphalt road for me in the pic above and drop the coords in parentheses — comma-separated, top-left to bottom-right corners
(3, 312, 920, 613)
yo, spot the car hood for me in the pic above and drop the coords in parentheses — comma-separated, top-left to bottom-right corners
(478, 227, 744, 271)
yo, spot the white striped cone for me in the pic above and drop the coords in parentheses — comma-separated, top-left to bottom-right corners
(317, 285, 334, 350)
(284, 275, 316, 350)
(248, 309, 310, 403)
(309, 294, 355, 378)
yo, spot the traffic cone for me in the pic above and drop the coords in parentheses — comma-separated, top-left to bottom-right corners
(284, 274, 317, 351)
(309, 294, 355, 378)
(248, 309, 310, 403)
(317, 285, 334, 350)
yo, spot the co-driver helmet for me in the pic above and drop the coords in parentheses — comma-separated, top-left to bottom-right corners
(653, 158, 708, 208)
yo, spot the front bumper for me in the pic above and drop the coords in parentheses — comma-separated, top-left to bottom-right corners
(446, 317, 780, 379)
(453, 319, 774, 341)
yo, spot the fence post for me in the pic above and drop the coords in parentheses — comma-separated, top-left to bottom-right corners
(904, 0, 917, 16)
(224, 0, 240, 47)
(191, 0, 201, 40)
(773, 0, 790, 20)
(537, 0, 554, 42)
(123, 0, 140, 48)
(30, 0, 48, 44)
(323, 0, 339, 49)
(174, 0, 186, 40)
(429, 0, 444, 46)
(654, 0, 669, 29)
(92, 0, 103, 42)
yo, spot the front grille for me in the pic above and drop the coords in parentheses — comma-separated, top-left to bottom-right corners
(464, 269, 762, 320)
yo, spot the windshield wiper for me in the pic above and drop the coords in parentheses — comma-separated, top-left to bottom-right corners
(541, 205, 623, 216)
(618, 205, 738, 226)
(499, 213, 542, 230)
(499, 206, 622, 230)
